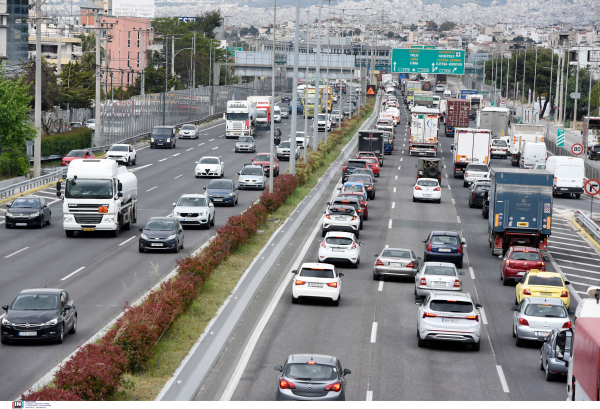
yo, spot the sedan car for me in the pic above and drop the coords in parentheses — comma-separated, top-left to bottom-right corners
(252, 153, 279, 176)
(490, 139, 509, 159)
(318, 232, 362, 267)
(416, 291, 482, 350)
(511, 297, 571, 347)
(205, 179, 238, 206)
(540, 328, 572, 381)
(5, 196, 51, 229)
(172, 193, 215, 228)
(357, 151, 382, 168)
(423, 231, 465, 268)
(321, 205, 360, 238)
(237, 164, 266, 190)
(138, 217, 184, 253)
(463, 163, 490, 188)
(468, 181, 490, 208)
(235, 136, 256, 153)
(501, 247, 546, 285)
(346, 174, 376, 199)
(274, 354, 351, 401)
(276, 140, 300, 161)
(178, 123, 198, 139)
(415, 262, 465, 297)
(373, 248, 420, 281)
(413, 178, 441, 203)
(515, 270, 571, 309)
(195, 156, 224, 178)
(1, 288, 76, 344)
(292, 263, 343, 306)
(105, 144, 137, 165)
(61, 149, 95, 166)
(84, 119, 95, 130)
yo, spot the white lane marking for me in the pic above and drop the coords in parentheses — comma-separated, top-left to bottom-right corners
(549, 250, 600, 260)
(444, 164, 446, 168)
(397, 166, 401, 170)
(118, 236, 137, 246)
(61, 266, 85, 281)
(448, 185, 451, 190)
(129, 164, 153, 172)
(198, 143, 205, 146)
(560, 273, 599, 282)
(370, 322, 378, 343)
(551, 258, 600, 268)
(557, 265, 600, 276)
(174, 174, 184, 179)
(378, 280, 384, 292)
(219, 135, 223, 138)
(172, 153, 181, 157)
(551, 231, 580, 237)
(147, 186, 158, 192)
(445, 174, 448, 178)
(469, 267, 475, 279)
(366, 391, 373, 401)
(393, 187, 396, 193)
(395, 175, 398, 180)
(480, 308, 488, 325)
(186, 148, 194, 151)
(452, 198, 455, 205)
(496, 366, 510, 393)
(549, 245, 598, 255)
(457, 216, 461, 223)
(209, 138, 215, 141)
(212, 147, 219, 150)
(568, 279, 600, 287)
(159, 158, 168, 162)
(549, 236, 585, 243)
(392, 202, 395, 209)
(402, 151, 404, 154)
(4, 247, 30, 259)
(385, 244, 389, 248)
(388, 219, 392, 229)
(400, 158, 403, 161)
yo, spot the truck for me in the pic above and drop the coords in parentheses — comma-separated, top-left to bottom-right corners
(413, 91, 435, 108)
(319, 85, 332, 112)
(479, 107, 510, 141)
(358, 130, 385, 163)
(438, 98, 447, 123)
(435, 74, 447, 85)
(409, 106, 440, 157)
(510, 124, 546, 167)
(247, 96, 273, 130)
(451, 128, 491, 177)
(381, 73, 393, 84)
(303, 88, 322, 119)
(487, 169, 552, 257)
(583, 116, 600, 151)
(467, 94, 483, 112)
(58, 159, 138, 237)
(224, 100, 257, 139)
(404, 80, 421, 100)
(445, 98, 470, 137)
(568, 315, 600, 401)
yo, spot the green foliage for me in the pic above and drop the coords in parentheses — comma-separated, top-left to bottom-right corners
(78, 33, 105, 69)
(0, 151, 29, 178)
(58, 62, 96, 109)
(386, 31, 394, 38)
(438, 21, 456, 32)
(112, 86, 132, 101)
(239, 26, 258, 36)
(513, 35, 525, 42)
(427, 21, 438, 31)
(410, 24, 418, 31)
(20, 57, 59, 111)
(41, 127, 93, 157)
(129, 64, 179, 96)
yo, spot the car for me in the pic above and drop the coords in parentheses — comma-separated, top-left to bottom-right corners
(357, 150, 383, 166)
(534, 163, 547, 170)
(1, 288, 77, 345)
(515, 270, 571, 309)
(237, 164, 266, 190)
(84, 119, 95, 130)
(69, 121, 82, 129)
(4, 196, 51, 229)
(330, 196, 365, 226)
(423, 231, 465, 268)
(500, 246, 546, 285)
(468, 181, 490, 208)
(342, 159, 369, 182)
(172, 193, 215, 228)
(435, 85, 445, 93)
(204, 179, 238, 206)
(281, 93, 292, 102)
(318, 231, 362, 267)
(321, 205, 360, 238)
(463, 163, 490, 188)
(277, 140, 300, 161)
(347, 174, 376, 199)
(274, 354, 351, 401)
(589, 145, 600, 160)
(332, 94, 338, 102)
(415, 291, 482, 350)
(413, 178, 441, 203)
(295, 132, 311, 149)
(490, 139, 509, 159)
(252, 153, 279, 176)
(235, 136, 256, 153)
(150, 126, 177, 149)
(416, 158, 442, 186)
(178, 123, 198, 139)
(511, 297, 571, 348)
(350, 167, 375, 180)
(195, 156, 224, 178)
(61, 149, 95, 166)
(317, 113, 332, 132)
(291, 263, 343, 306)
(105, 144, 137, 165)
(340, 182, 367, 202)
(443, 89, 452, 98)
(482, 193, 490, 219)
(341, 105, 353, 116)
(281, 108, 289, 119)
(414, 262, 465, 297)
(383, 134, 393, 155)
(357, 156, 381, 176)
(274, 106, 282, 123)
(138, 217, 184, 253)
(540, 328, 572, 381)
(373, 247, 420, 281)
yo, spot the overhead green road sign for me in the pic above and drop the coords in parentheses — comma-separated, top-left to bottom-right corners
(391, 49, 465, 75)
(424, 46, 435, 49)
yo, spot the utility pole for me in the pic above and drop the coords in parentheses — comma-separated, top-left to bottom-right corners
(269, 0, 276, 193)
(339, 9, 343, 131)
(557, 49, 564, 124)
(325, 0, 331, 144)
(573, 46, 580, 130)
(289, 0, 300, 175)
(304, 6, 309, 162)
(57, 27, 62, 85)
(190, 32, 194, 89)
(192, 32, 196, 89)
(313, 0, 323, 149)
(370, 18, 375, 85)
(95, 12, 102, 147)
(532, 48, 538, 110)
(521, 48, 526, 114)
(171, 35, 175, 90)
(513, 50, 518, 105)
(563, 50, 570, 127)
(33, 0, 42, 177)
(548, 50, 553, 121)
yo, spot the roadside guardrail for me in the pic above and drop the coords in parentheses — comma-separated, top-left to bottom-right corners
(574, 209, 600, 244)
(0, 168, 67, 200)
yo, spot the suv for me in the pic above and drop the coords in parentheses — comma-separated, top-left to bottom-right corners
(317, 113, 332, 132)
(342, 159, 368, 182)
(277, 140, 299, 161)
(463, 163, 490, 188)
(150, 126, 176, 149)
(172, 193, 215, 228)
(416, 158, 442, 187)
(589, 145, 600, 160)
(237, 164, 266, 190)
(490, 139, 509, 159)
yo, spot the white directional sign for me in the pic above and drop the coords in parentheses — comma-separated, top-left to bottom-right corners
(584, 179, 600, 196)
(570, 92, 581, 99)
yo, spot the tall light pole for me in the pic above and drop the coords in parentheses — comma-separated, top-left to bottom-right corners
(269, 0, 276, 193)
(33, 0, 43, 177)
(95, 12, 102, 147)
(313, 0, 323, 149)
(289, 0, 300, 175)
(304, 6, 309, 163)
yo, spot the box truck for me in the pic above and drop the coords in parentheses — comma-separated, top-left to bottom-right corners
(451, 128, 491, 177)
(224, 100, 257, 139)
(409, 107, 439, 156)
(445, 99, 470, 137)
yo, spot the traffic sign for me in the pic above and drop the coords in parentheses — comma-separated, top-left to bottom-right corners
(500, 98, 507, 107)
(410, 46, 424, 49)
(557, 128, 565, 147)
(391, 49, 465, 75)
(584, 179, 600, 196)
(482, 91, 489, 95)
(491, 101, 495, 106)
(366, 85, 376, 97)
(572, 143, 584, 155)
(178, 17, 197, 23)
(570, 92, 581, 100)
(227, 46, 242, 57)
(424, 46, 435, 49)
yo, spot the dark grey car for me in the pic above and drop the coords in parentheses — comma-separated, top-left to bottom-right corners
(540, 328, 572, 381)
(274, 354, 351, 401)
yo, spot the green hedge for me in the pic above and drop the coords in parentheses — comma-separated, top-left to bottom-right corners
(0, 151, 29, 178)
(41, 127, 93, 157)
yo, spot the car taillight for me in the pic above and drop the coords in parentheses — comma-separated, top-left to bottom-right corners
(325, 215, 331, 219)
(453, 279, 460, 288)
(344, 166, 348, 171)
(406, 261, 415, 268)
(415, 186, 422, 190)
(472, 191, 476, 197)
(376, 259, 384, 266)
(553, 177, 557, 187)
(562, 321, 572, 329)
(509, 260, 515, 267)
(434, 187, 440, 191)
(351, 216, 357, 221)
(326, 282, 338, 288)
(280, 379, 296, 389)
(465, 173, 469, 178)
(466, 315, 479, 322)
(321, 241, 326, 248)
(458, 242, 462, 254)
(420, 277, 427, 286)
(537, 262, 545, 267)
(422, 312, 436, 318)
(295, 280, 306, 286)
(351, 242, 357, 249)
(523, 289, 531, 295)
(561, 291, 569, 298)
(427, 241, 432, 251)
(325, 382, 342, 392)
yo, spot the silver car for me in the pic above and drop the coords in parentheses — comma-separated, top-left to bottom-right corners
(415, 262, 465, 298)
(540, 328, 572, 381)
(277, 140, 300, 161)
(511, 297, 571, 347)
(237, 164, 266, 190)
(463, 163, 490, 188)
(235, 135, 256, 153)
(178, 123, 198, 139)
(172, 193, 215, 228)
(373, 248, 420, 281)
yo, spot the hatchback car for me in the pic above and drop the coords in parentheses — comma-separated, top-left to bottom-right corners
(415, 262, 465, 297)
(357, 151, 383, 168)
(205, 179, 238, 206)
(515, 270, 571, 309)
(342, 159, 369, 182)
(423, 231, 465, 268)
(340, 182, 367, 202)
(195, 156, 224, 178)
(318, 232, 362, 267)
(321, 205, 360, 238)
(540, 328, 572, 381)
(237, 164, 266, 190)
(413, 178, 441, 203)
(274, 354, 351, 401)
(330, 196, 365, 225)
(1, 289, 76, 344)
(292, 263, 343, 306)
(178, 124, 198, 139)
(373, 248, 420, 281)
(500, 247, 546, 285)
(416, 291, 482, 350)
(235, 136, 256, 153)
(138, 217, 184, 253)
(276, 140, 300, 161)
(490, 139, 509, 159)
(511, 297, 571, 347)
(252, 153, 279, 176)
(463, 163, 490, 188)
(61, 149, 95, 166)
(5, 196, 51, 228)
(172, 193, 215, 228)
(468, 181, 490, 208)
(347, 174, 377, 199)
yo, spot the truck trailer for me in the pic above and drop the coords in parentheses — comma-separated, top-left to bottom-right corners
(479, 107, 510, 141)
(451, 128, 491, 177)
(247, 96, 273, 130)
(445, 99, 470, 137)
(409, 107, 439, 156)
(510, 124, 546, 166)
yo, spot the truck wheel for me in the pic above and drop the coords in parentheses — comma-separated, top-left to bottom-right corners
(111, 219, 121, 237)
(575, 194, 581, 199)
(123, 209, 132, 231)
(65, 230, 74, 237)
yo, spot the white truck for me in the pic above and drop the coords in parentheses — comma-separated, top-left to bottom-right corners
(467, 94, 484, 111)
(479, 107, 510, 142)
(382, 73, 392, 84)
(438, 98, 447, 123)
(451, 128, 492, 178)
(225, 100, 257, 139)
(409, 106, 440, 157)
(58, 159, 138, 237)
(247, 96, 273, 130)
(509, 124, 546, 167)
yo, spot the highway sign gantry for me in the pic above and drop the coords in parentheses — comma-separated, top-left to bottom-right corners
(557, 128, 565, 147)
(572, 143, 584, 155)
(391, 49, 465, 75)
(584, 179, 600, 196)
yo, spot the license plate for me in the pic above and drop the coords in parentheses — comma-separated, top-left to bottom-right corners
(389, 263, 402, 267)
(83, 228, 95, 232)
(335, 217, 344, 220)
(518, 272, 526, 276)
(540, 292, 553, 296)
(423, 194, 431, 197)
(442, 319, 459, 323)
(151, 243, 163, 247)
(433, 281, 447, 286)
(16, 223, 27, 226)
(332, 248, 344, 252)
(438, 248, 451, 252)
(213, 198, 223, 202)
(19, 332, 37, 336)
(308, 283, 323, 288)
(536, 331, 550, 337)
(158, 143, 163, 145)
(560, 188, 568, 191)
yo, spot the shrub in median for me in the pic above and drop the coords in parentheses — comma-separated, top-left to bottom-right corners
(22, 388, 83, 401)
(41, 127, 93, 157)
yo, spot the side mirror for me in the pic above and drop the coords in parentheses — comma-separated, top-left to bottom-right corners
(234, 187, 238, 190)
(461, 239, 466, 244)
(5, 203, 11, 208)
(172, 203, 176, 207)
(510, 306, 517, 311)
(118, 182, 123, 192)
(237, 172, 241, 175)
(422, 239, 427, 243)
(274, 365, 282, 372)
(57, 181, 62, 191)
(203, 187, 207, 190)
(117, 192, 123, 198)
(415, 299, 423, 306)
(358, 242, 363, 246)
(412, 268, 418, 273)
(339, 273, 344, 277)
(223, 113, 226, 120)
(178, 228, 183, 233)
(475, 303, 482, 309)
(564, 281, 570, 286)
(568, 310, 574, 314)
(373, 253, 379, 257)
(450, 145, 454, 151)
(343, 368, 351, 375)
(459, 271, 465, 276)
(417, 257, 422, 260)
(1, 305, 8, 311)
(498, 255, 503, 259)
(322, 211, 326, 214)
(291, 270, 298, 274)
(63, 305, 72, 311)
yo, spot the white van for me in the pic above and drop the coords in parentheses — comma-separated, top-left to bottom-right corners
(273, 106, 281, 123)
(546, 155, 571, 174)
(553, 157, 584, 198)
(520, 141, 547, 169)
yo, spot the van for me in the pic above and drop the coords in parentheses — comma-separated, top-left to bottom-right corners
(553, 157, 585, 198)
(574, 286, 600, 320)
(546, 155, 571, 174)
(274, 106, 281, 123)
(520, 141, 547, 169)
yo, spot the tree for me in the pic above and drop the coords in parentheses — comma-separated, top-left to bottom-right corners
(410, 24, 418, 31)
(129, 64, 178, 95)
(427, 21, 438, 31)
(58, 62, 96, 109)
(513, 35, 525, 42)
(79, 33, 105, 69)
(20, 57, 59, 111)
(386, 31, 394, 38)
(239, 26, 259, 37)
(438, 21, 456, 32)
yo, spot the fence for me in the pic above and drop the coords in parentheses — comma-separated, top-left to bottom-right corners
(545, 136, 600, 181)
(575, 210, 600, 242)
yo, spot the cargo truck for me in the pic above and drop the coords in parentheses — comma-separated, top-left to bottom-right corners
(358, 130, 385, 165)
(510, 124, 546, 166)
(445, 99, 470, 137)
(409, 107, 439, 156)
(382, 73, 392, 84)
(583, 116, 600, 151)
(451, 128, 491, 177)
(224, 100, 257, 139)
(436, 74, 447, 85)
(413, 92, 435, 108)
(58, 159, 138, 237)
(568, 314, 600, 401)
(247, 96, 273, 129)
(479, 107, 510, 141)
(487, 169, 552, 257)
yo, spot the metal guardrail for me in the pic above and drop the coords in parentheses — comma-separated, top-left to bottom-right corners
(0, 168, 67, 200)
(575, 210, 600, 244)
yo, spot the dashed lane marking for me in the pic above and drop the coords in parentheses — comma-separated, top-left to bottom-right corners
(4, 247, 30, 259)
(147, 186, 158, 192)
(370, 322, 378, 343)
(388, 219, 392, 229)
(118, 236, 137, 247)
(159, 158, 168, 162)
(61, 266, 85, 281)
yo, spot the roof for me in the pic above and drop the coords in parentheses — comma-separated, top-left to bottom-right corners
(430, 291, 471, 301)
(324, 231, 356, 238)
(526, 270, 562, 277)
(287, 354, 337, 365)
(423, 261, 457, 267)
(179, 193, 209, 197)
(521, 297, 564, 305)
(508, 246, 541, 252)
(20, 288, 62, 294)
(147, 216, 177, 221)
(300, 262, 336, 269)
(431, 231, 460, 236)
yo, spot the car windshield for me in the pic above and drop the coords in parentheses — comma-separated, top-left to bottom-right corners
(12, 198, 40, 208)
(318, 114, 327, 121)
(109, 145, 128, 152)
(425, 266, 456, 276)
(280, 142, 290, 148)
(299, 268, 334, 278)
(332, 110, 340, 115)
(431, 235, 459, 245)
(284, 363, 337, 381)
(66, 150, 85, 157)
(238, 137, 253, 142)
(255, 155, 270, 161)
(382, 250, 411, 258)
(326, 237, 353, 245)
(152, 128, 172, 136)
(296, 133, 305, 139)
(430, 300, 474, 313)
(145, 220, 175, 231)
(417, 180, 439, 187)
(353, 169, 371, 176)
(524, 304, 568, 318)
(177, 197, 207, 206)
(528, 276, 564, 287)
(241, 167, 263, 176)
(199, 158, 219, 164)
(65, 179, 113, 199)
(208, 180, 233, 189)
(492, 140, 507, 147)
(467, 165, 489, 172)
(510, 251, 541, 261)
(181, 125, 195, 130)
(536, 165, 547, 169)
(11, 294, 59, 310)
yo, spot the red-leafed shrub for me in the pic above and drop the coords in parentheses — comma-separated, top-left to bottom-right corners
(246, 203, 268, 225)
(22, 388, 83, 401)
(260, 191, 283, 213)
(273, 174, 297, 202)
(216, 224, 250, 251)
(227, 212, 261, 237)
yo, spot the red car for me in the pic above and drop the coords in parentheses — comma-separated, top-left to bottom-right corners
(500, 246, 546, 285)
(357, 151, 382, 169)
(61, 149, 95, 166)
(339, 193, 369, 221)
(252, 153, 279, 176)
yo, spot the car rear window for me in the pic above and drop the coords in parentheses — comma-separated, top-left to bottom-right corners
(299, 268, 335, 278)
(347, 160, 367, 168)
(424, 266, 456, 276)
(475, 185, 491, 191)
(343, 186, 363, 193)
(429, 300, 473, 313)
(364, 158, 378, 164)
(417, 180, 439, 187)
(382, 250, 411, 258)
(527, 276, 564, 287)
(326, 237, 353, 246)
(510, 251, 541, 261)
(466, 165, 489, 172)
(524, 304, 567, 318)
(348, 176, 371, 184)
(328, 206, 354, 214)
(431, 235, 459, 245)
(285, 364, 337, 381)
(492, 140, 507, 147)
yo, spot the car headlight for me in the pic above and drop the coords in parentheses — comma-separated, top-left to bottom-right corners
(226, 192, 235, 197)
(1, 317, 10, 325)
(167, 234, 177, 240)
(239, 178, 246, 182)
(103, 216, 115, 222)
(166, 138, 171, 142)
(199, 211, 207, 216)
(141, 233, 148, 240)
(6, 212, 13, 217)
(44, 318, 58, 326)
(30, 212, 40, 217)
(151, 137, 154, 142)
(64, 215, 74, 223)
(173, 212, 180, 216)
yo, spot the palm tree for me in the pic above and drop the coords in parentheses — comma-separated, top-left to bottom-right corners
(79, 33, 104, 68)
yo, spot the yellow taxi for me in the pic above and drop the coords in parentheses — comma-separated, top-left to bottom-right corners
(515, 270, 571, 309)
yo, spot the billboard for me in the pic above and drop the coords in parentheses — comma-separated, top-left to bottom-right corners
(113, 0, 154, 18)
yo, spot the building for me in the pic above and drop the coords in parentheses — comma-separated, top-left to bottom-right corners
(3, 0, 29, 65)
(548, 31, 577, 47)
(28, 23, 83, 66)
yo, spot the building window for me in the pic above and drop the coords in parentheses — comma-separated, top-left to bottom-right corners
(137, 52, 140, 68)
(128, 31, 131, 47)
(127, 52, 130, 67)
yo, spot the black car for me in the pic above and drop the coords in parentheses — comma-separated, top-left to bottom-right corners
(5, 196, 51, 228)
(342, 159, 368, 182)
(468, 182, 490, 208)
(204, 179, 238, 206)
(347, 174, 377, 199)
(482, 192, 490, 219)
(281, 93, 292, 102)
(1, 289, 77, 344)
(589, 145, 600, 160)
(150, 126, 176, 149)
(139, 217, 184, 253)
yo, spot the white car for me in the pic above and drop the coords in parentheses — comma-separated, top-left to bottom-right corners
(490, 139, 509, 159)
(463, 163, 490, 188)
(295, 131, 311, 149)
(416, 291, 482, 350)
(178, 123, 198, 139)
(280, 108, 289, 119)
(84, 119, 95, 131)
(172, 193, 215, 228)
(318, 231, 362, 268)
(443, 89, 452, 98)
(321, 204, 360, 238)
(436, 85, 445, 93)
(333, 94, 338, 102)
(413, 178, 441, 203)
(317, 113, 332, 132)
(195, 156, 224, 178)
(414, 262, 465, 297)
(276, 140, 300, 161)
(292, 263, 343, 306)
(105, 144, 137, 165)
